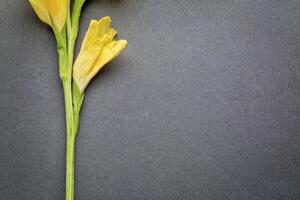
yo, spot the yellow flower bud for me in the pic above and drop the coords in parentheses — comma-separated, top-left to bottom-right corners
(29, 0, 68, 31)
(73, 16, 127, 93)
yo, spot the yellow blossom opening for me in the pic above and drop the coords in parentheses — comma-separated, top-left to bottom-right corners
(29, 0, 68, 31)
(73, 16, 127, 93)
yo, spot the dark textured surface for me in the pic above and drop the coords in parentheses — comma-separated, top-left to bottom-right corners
(0, 0, 300, 199)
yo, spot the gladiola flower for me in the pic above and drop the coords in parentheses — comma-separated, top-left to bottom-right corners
(29, 0, 68, 31)
(73, 16, 127, 93)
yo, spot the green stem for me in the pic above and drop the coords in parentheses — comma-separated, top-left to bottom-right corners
(73, 81, 84, 137)
(70, 0, 86, 137)
(53, 27, 68, 81)
(65, 83, 83, 200)
(67, 10, 74, 72)
(66, 0, 85, 73)
(63, 80, 75, 200)
(65, 14, 76, 200)
(65, 132, 75, 200)
(64, 1, 85, 198)
(53, 24, 75, 200)
(72, 0, 84, 43)
(54, 2, 86, 199)
(63, 81, 74, 135)
(63, 72, 75, 200)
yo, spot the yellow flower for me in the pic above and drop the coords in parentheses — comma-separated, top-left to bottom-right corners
(73, 16, 127, 93)
(29, 0, 68, 31)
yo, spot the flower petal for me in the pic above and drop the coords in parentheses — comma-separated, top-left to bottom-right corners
(93, 40, 128, 74)
(29, 0, 51, 26)
(73, 17, 127, 93)
(80, 40, 127, 92)
(81, 17, 112, 51)
(29, 0, 67, 31)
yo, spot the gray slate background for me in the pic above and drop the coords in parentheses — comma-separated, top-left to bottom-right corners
(0, 0, 300, 199)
